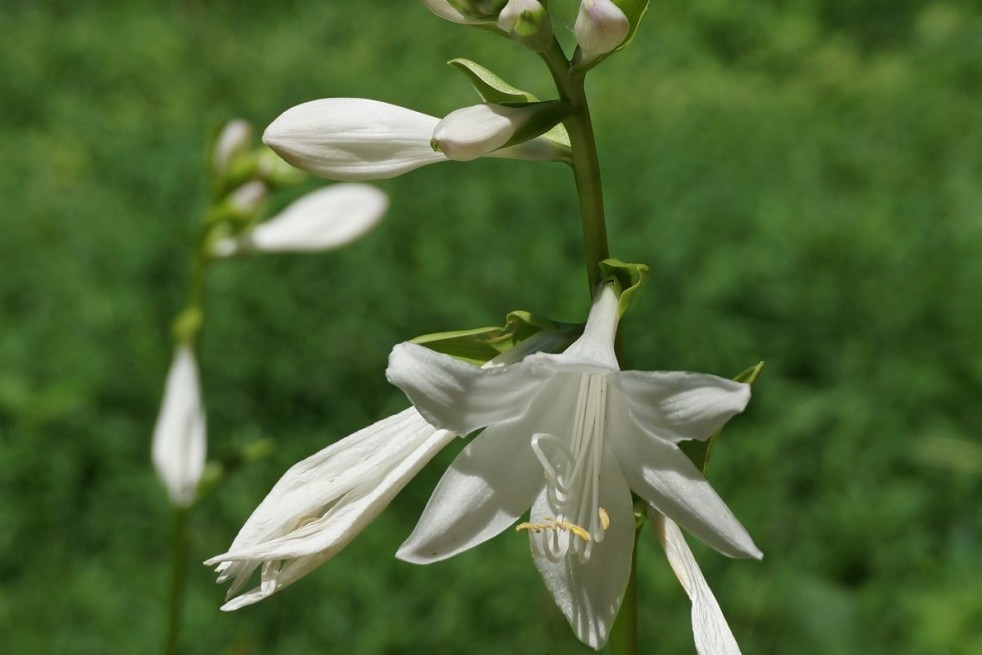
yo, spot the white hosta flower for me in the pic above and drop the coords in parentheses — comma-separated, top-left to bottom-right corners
(263, 98, 563, 182)
(574, 0, 630, 64)
(653, 510, 743, 655)
(432, 102, 555, 162)
(212, 184, 388, 257)
(152, 345, 206, 507)
(206, 329, 569, 610)
(205, 408, 456, 610)
(388, 283, 760, 649)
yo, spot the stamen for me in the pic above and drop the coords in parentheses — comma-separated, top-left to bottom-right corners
(516, 516, 593, 542)
(599, 507, 610, 531)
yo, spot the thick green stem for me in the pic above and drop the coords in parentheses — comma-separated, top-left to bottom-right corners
(610, 506, 644, 655)
(541, 41, 610, 292)
(164, 506, 190, 655)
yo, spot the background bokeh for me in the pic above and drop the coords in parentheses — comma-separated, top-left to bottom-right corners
(1, 0, 980, 653)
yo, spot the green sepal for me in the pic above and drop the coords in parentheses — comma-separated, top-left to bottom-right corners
(498, 100, 574, 152)
(449, 58, 540, 104)
(599, 259, 650, 317)
(613, 0, 651, 52)
(411, 310, 580, 365)
(681, 361, 765, 473)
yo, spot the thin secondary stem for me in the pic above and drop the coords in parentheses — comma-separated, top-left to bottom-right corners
(609, 510, 643, 655)
(164, 506, 190, 655)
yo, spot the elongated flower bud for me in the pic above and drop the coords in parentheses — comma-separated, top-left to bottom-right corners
(212, 184, 387, 257)
(263, 99, 445, 181)
(152, 346, 206, 507)
(225, 180, 267, 217)
(574, 0, 630, 64)
(212, 119, 252, 178)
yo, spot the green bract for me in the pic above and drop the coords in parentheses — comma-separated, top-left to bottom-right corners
(681, 361, 765, 472)
(410, 310, 580, 365)
(612, 0, 650, 51)
(599, 258, 649, 316)
(449, 58, 539, 103)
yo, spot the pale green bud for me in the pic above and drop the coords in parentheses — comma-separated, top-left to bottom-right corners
(226, 180, 267, 218)
(497, 0, 552, 51)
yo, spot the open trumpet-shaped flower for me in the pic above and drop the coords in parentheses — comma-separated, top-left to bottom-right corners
(206, 327, 573, 610)
(387, 283, 760, 649)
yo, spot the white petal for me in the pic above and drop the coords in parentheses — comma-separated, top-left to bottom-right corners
(613, 371, 750, 443)
(207, 408, 456, 606)
(543, 282, 620, 370)
(652, 511, 743, 655)
(263, 98, 447, 181)
(229, 184, 387, 255)
(386, 342, 550, 435)
(396, 411, 549, 563)
(432, 103, 540, 162)
(530, 449, 635, 650)
(151, 345, 206, 507)
(574, 0, 630, 64)
(607, 389, 761, 559)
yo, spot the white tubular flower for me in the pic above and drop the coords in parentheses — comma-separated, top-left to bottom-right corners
(388, 284, 760, 650)
(205, 409, 456, 610)
(432, 103, 542, 162)
(423, 0, 482, 24)
(653, 511, 743, 655)
(152, 345, 206, 507)
(212, 184, 388, 257)
(574, 0, 630, 64)
(264, 98, 564, 182)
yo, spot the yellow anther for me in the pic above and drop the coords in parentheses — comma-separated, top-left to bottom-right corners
(598, 507, 610, 531)
(515, 516, 592, 542)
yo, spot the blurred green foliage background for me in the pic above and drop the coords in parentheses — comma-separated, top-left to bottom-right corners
(1, 0, 980, 653)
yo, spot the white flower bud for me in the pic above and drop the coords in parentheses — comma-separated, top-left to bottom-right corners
(152, 346, 206, 507)
(423, 0, 481, 24)
(226, 180, 267, 216)
(432, 103, 539, 162)
(574, 0, 630, 64)
(263, 99, 445, 181)
(212, 119, 253, 178)
(212, 184, 387, 257)
(496, 0, 544, 32)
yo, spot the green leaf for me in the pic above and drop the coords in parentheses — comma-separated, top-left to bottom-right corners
(681, 361, 765, 474)
(499, 100, 574, 151)
(599, 259, 650, 316)
(411, 310, 581, 365)
(449, 58, 539, 104)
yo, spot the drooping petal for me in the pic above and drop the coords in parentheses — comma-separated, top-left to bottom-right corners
(206, 409, 455, 607)
(263, 98, 447, 181)
(652, 511, 743, 655)
(151, 345, 206, 507)
(213, 184, 388, 257)
(612, 371, 750, 443)
(607, 388, 761, 560)
(530, 449, 635, 650)
(386, 342, 550, 435)
(396, 409, 553, 563)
